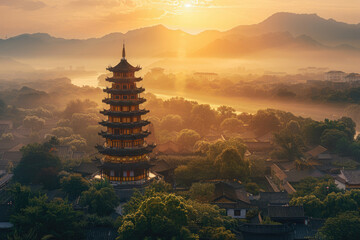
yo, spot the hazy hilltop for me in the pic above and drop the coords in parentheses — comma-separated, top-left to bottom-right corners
(0, 12, 360, 59)
(228, 12, 360, 47)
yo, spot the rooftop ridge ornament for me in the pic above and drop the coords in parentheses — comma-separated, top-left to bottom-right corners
(122, 42, 126, 60)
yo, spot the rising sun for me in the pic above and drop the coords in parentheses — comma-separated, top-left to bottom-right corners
(184, 3, 192, 8)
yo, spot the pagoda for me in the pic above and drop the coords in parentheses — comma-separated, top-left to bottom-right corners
(96, 44, 155, 185)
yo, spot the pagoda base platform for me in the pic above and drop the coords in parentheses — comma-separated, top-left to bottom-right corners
(93, 171, 162, 201)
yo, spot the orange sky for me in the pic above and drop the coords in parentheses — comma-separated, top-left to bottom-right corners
(1, 0, 360, 38)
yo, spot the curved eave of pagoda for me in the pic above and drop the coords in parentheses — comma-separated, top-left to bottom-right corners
(102, 98, 146, 106)
(99, 120, 150, 128)
(96, 144, 155, 156)
(100, 161, 153, 170)
(106, 66, 142, 72)
(100, 109, 149, 117)
(103, 87, 145, 94)
(98, 131, 151, 140)
(105, 77, 143, 83)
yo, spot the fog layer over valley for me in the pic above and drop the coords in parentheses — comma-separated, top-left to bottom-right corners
(1, 12, 360, 127)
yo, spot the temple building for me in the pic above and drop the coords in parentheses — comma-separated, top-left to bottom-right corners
(96, 44, 155, 186)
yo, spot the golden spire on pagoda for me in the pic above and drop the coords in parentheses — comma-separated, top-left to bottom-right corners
(122, 42, 126, 60)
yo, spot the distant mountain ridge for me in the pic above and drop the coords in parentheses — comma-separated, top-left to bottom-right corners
(1, 12, 360, 58)
(227, 12, 360, 47)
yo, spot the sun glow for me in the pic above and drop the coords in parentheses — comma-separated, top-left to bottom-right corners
(185, 3, 192, 8)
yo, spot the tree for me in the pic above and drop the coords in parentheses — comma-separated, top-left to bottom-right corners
(118, 192, 236, 240)
(339, 116, 356, 140)
(322, 192, 358, 217)
(162, 97, 195, 120)
(81, 125, 104, 150)
(193, 140, 211, 155)
(276, 89, 296, 98)
(286, 120, 301, 133)
(80, 180, 119, 216)
(61, 174, 89, 200)
(56, 119, 71, 127)
(304, 121, 327, 146)
(175, 165, 198, 187)
(23, 115, 45, 131)
(290, 195, 324, 218)
(190, 104, 217, 136)
(206, 138, 247, 161)
(175, 158, 217, 187)
(59, 134, 87, 151)
(147, 179, 172, 193)
(27, 107, 53, 118)
(122, 180, 172, 215)
(250, 110, 280, 135)
(214, 147, 249, 180)
(70, 113, 100, 135)
(161, 114, 184, 131)
(51, 127, 73, 138)
(189, 182, 215, 202)
(8, 183, 33, 214)
(198, 227, 236, 240)
(176, 129, 201, 150)
(320, 129, 349, 151)
(217, 106, 236, 120)
(118, 194, 192, 240)
(319, 211, 360, 240)
(271, 128, 305, 161)
(290, 179, 359, 218)
(304, 117, 356, 148)
(43, 136, 60, 150)
(11, 195, 83, 240)
(220, 118, 244, 133)
(14, 143, 61, 188)
(292, 176, 340, 200)
(188, 200, 236, 240)
(63, 99, 98, 119)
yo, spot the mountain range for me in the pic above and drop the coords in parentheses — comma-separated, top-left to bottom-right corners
(1, 12, 360, 59)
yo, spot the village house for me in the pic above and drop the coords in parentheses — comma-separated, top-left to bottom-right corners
(210, 181, 253, 219)
(244, 141, 273, 154)
(274, 162, 325, 183)
(256, 131, 274, 143)
(73, 161, 101, 178)
(238, 223, 295, 240)
(253, 192, 290, 212)
(268, 206, 306, 224)
(335, 169, 360, 190)
(345, 73, 360, 82)
(150, 159, 175, 183)
(154, 141, 192, 155)
(193, 72, 218, 81)
(305, 145, 331, 161)
(236, 130, 258, 141)
(324, 71, 346, 82)
(270, 162, 325, 194)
